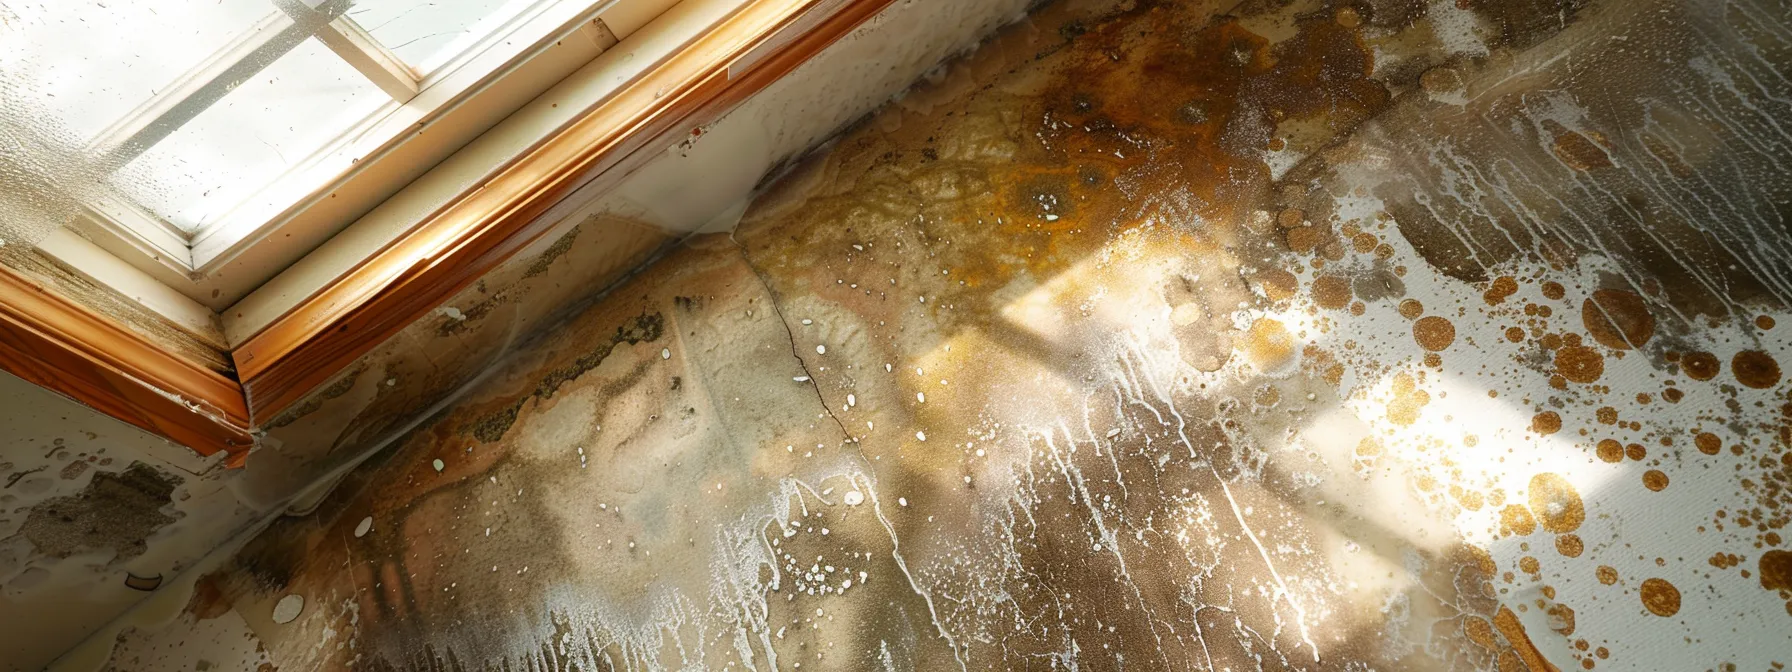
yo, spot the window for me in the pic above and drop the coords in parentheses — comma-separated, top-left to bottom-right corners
(2, 0, 618, 274)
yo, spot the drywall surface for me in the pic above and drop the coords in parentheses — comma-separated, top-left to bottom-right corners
(61, 0, 1792, 668)
(0, 372, 260, 670)
(4, 1, 1033, 667)
(233, 0, 1036, 518)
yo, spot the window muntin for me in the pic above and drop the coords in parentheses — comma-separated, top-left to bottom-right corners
(3, 0, 596, 267)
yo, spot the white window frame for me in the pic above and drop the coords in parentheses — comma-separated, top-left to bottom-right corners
(63, 0, 647, 309)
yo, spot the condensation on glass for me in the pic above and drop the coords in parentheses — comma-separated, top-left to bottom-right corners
(0, 0, 577, 250)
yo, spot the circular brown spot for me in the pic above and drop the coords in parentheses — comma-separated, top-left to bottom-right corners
(1595, 407, 1617, 424)
(1760, 549, 1792, 592)
(1695, 432, 1721, 456)
(1505, 326, 1525, 342)
(1642, 470, 1669, 491)
(1387, 373, 1430, 426)
(1732, 350, 1782, 389)
(1556, 534, 1584, 558)
(1581, 289, 1654, 350)
(1758, 315, 1776, 330)
(1312, 274, 1352, 309)
(1597, 565, 1619, 585)
(1398, 299, 1424, 319)
(1531, 411, 1562, 435)
(1413, 316, 1456, 352)
(1555, 346, 1605, 384)
(1680, 351, 1721, 381)
(1542, 282, 1566, 300)
(1501, 504, 1537, 536)
(1625, 443, 1646, 461)
(1639, 578, 1681, 617)
(1528, 472, 1585, 534)
(1484, 276, 1518, 306)
(1252, 268, 1299, 301)
(1596, 439, 1624, 463)
(1242, 318, 1296, 373)
(1519, 556, 1541, 574)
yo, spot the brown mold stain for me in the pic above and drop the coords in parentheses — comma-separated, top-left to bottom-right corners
(1732, 350, 1782, 389)
(1679, 351, 1721, 381)
(468, 312, 664, 443)
(1528, 472, 1585, 534)
(1596, 439, 1624, 463)
(1596, 565, 1619, 585)
(1313, 274, 1353, 309)
(1555, 534, 1584, 558)
(1638, 578, 1681, 617)
(1581, 289, 1654, 350)
(1554, 346, 1605, 384)
(1399, 298, 1425, 318)
(1531, 411, 1562, 435)
(1502, 504, 1539, 536)
(1641, 470, 1669, 492)
(1241, 317, 1296, 373)
(1494, 605, 1563, 672)
(1759, 550, 1792, 590)
(1413, 315, 1456, 351)
(1548, 126, 1614, 172)
(1388, 371, 1430, 425)
(1485, 276, 1520, 305)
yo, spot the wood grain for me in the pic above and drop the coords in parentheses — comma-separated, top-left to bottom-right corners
(0, 266, 252, 466)
(233, 0, 897, 422)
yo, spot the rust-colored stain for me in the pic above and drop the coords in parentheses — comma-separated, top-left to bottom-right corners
(1639, 578, 1681, 617)
(81, 0, 1792, 668)
(1529, 473, 1586, 535)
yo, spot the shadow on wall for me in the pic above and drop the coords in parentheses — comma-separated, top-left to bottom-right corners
(73, 0, 1792, 669)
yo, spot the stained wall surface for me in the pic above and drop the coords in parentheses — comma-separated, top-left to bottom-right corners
(0, 371, 259, 668)
(61, 0, 1792, 669)
(1, 1, 1035, 668)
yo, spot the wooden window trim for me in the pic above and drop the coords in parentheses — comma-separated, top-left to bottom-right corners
(231, 0, 897, 423)
(0, 266, 253, 466)
(0, 0, 895, 463)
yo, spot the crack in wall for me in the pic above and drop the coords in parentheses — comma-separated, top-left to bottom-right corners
(729, 236, 856, 445)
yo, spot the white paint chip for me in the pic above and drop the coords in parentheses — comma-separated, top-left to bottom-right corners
(272, 594, 305, 624)
(843, 491, 864, 506)
(661, 348, 671, 360)
(354, 517, 373, 538)
(432, 459, 445, 472)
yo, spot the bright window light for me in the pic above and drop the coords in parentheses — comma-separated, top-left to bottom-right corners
(1, 0, 608, 269)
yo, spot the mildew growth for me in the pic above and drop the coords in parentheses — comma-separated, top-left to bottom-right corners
(85, 0, 1792, 669)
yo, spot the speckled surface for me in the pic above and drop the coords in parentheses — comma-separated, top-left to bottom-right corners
(43, 0, 1792, 668)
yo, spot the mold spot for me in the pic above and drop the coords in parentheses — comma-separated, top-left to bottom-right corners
(1731, 350, 1781, 389)
(1412, 316, 1455, 351)
(1581, 289, 1654, 350)
(1554, 345, 1604, 384)
(18, 463, 179, 561)
(1679, 351, 1721, 381)
(1639, 578, 1681, 617)
(1528, 472, 1585, 534)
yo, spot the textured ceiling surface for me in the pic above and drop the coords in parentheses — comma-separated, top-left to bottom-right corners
(25, 0, 1792, 668)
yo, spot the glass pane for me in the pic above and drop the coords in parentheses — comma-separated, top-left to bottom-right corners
(348, 0, 541, 74)
(0, 0, 272, 142)
(111, 37, 387, 233)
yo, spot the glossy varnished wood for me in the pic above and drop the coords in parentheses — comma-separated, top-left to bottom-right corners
(232, 0, 897, 422)
(0, 266, 252, 465)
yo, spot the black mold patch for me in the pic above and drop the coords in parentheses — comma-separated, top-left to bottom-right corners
(17, 463, 180, 561)
(524, 224, 583, 280)
(469, 311, 665, 443)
